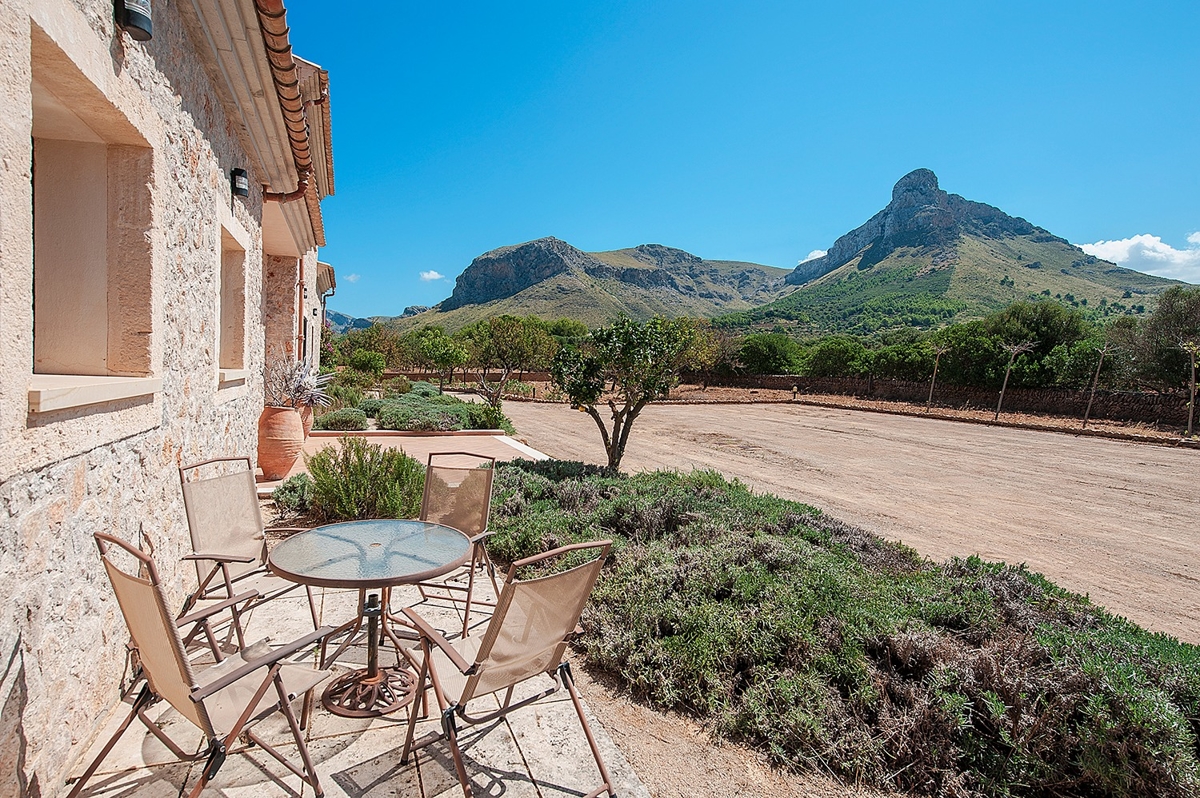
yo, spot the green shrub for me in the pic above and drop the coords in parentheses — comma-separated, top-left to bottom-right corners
(383, 375, 411, 395)
(313, 407, 368, 431)
(306, 437, 423, 520)
(487, 464, 1200, 797)
(378, 400, 467, 431)
(358, 398, 385, 418)
(272, 473, 311, 515)
(465, 401, 515, 433)
(348, 349, 386, 379)
(325, 383, 363, 410)
(409, 381, 441, 398)
(333, 368, 375, 390)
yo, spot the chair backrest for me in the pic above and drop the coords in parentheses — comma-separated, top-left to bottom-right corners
(94, 533, 214, 736)
(460, 540, 611, 703)
(179, 458, 265, 585)
(419, 452, 495, 539)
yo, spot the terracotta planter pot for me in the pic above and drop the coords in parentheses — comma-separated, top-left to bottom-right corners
(299, 405, 314, 439)
(258, 406, 304, 480)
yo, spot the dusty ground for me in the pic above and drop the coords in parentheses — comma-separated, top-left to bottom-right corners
(503, 399, 1200, 643)
(568, 654, 904, 798)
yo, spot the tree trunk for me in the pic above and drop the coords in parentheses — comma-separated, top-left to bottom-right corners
(1082, 348, 1107, 429)
(1189, 351, 1197, 438)
(926, 353, 941, 412)
(994, 358, 1016, 422)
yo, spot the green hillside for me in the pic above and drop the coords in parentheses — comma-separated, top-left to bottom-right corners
(391, 239, 790, 332)
(724, 170, 1181, 333)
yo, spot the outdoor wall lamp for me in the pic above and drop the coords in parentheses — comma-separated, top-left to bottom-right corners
(115, 0, 152, 41)
(230, 168, 250, 198)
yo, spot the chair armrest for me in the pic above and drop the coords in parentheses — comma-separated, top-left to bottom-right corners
(468, 529, 495, 545)
(191, 626, 334, 701)
(176, 590, 260, 626)
(400, 608, 475, 674)
(182, 552, 257, 564)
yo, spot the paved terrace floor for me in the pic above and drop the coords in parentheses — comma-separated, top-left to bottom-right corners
(66, 578, 648, 798)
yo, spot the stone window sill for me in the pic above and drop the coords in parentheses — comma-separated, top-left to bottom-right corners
(218, 368, 251, 387)
(28, 374, 162, 413)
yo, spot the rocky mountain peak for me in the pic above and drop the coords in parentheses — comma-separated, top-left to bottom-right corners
(631, 243, 703, 267)
(787, 169, 1065, 285)
(891, 168, 941, 205)
(440, 236, 602, 311)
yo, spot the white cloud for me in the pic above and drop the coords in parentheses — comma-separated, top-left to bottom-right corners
(799, 249, 827, 264)
(419, 270, 445, 281)
(343, 273, 361, 283)
(1080, 233, 1200, 283)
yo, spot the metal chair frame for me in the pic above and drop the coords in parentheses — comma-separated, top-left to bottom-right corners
(415, 451, 499, 637)
(178, 457, 320, 636)
(400, 540, 616, 798)
(68, 532, 332, 798)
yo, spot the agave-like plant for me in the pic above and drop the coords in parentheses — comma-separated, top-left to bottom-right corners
(296, 365, 335, 408)
(263, 350, 334, 407)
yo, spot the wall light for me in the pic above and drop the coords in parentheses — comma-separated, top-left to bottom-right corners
(230, 168, 250, 198)
(115, 0, 152, 41)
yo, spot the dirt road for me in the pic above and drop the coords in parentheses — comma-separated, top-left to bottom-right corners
(504, 401, 1200, 642)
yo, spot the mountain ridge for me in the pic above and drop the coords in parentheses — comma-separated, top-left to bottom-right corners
(393, 238, 791, 330)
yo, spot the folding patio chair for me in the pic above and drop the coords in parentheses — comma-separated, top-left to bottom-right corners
(415, 451, 498, 637)
(400, 540, 616, 798)
(68, 533, 333, 798)
(178, 457, 319, 637)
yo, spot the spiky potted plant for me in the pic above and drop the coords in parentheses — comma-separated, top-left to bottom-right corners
(258, 352, 306, 480)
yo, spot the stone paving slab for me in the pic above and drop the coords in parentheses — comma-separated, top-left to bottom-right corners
(63, 574, 648, 798)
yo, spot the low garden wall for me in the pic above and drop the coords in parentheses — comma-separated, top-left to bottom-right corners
(700, 374, 1191, 427)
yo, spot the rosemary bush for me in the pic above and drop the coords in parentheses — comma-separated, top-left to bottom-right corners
(306, 437, 423, 520)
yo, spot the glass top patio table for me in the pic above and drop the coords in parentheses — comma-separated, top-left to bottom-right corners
(268, 519, 471, 590)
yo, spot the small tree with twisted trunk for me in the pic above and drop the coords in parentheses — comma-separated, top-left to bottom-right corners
(551, 316, 699, 472)
(994, 340, 1036, 421)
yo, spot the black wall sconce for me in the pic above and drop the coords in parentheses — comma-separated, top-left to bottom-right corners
(115, 0, 152, 41)
(230, 168, 250, 198)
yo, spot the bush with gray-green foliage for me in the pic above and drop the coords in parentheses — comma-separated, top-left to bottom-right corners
(313, 407, 368, 431)
(307, 437, 423, 520)
(408, 380, 441, 398)
(273, 473, 311, 515)
(377, 390, 514, 433)
(358, 398, 385, 418)
(488, 461, 1200, 797)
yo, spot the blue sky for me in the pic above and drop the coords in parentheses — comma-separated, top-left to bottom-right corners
(284, 1, 1200, 318)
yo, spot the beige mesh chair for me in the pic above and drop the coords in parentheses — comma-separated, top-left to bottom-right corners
(69, 533, 333, 798)
(400, 540, 616, 798)
(179, 457, 319, 635)
(416, 451, 498, 637)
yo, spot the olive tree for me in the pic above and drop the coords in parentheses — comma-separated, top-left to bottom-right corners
(459, 315, 557, 408)
(551, 316, 699, 472)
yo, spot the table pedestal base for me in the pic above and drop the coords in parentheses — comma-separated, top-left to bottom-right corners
(321, 665, 416, 717)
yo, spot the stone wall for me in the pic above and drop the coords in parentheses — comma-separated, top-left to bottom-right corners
(0, 2, 280, 793)
(265, 253, 301, 361)
(704, 374, 1190, 427)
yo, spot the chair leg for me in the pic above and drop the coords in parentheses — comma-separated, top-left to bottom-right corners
(65, 687, 152, 798)
(400, 658, 429, 764)
(461, 553, 478, 638)
(305, 585, 320, 631)
(560, 662, 617, 798)
(442, 707, 473, 798)
(276, 679, 324, 798)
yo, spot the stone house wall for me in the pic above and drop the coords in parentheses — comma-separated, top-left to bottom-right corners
(706, 374, 1191, 427)
(0, 1, 299, 793)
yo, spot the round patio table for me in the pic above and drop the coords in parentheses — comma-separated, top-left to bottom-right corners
(268, 519, 470, 717)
